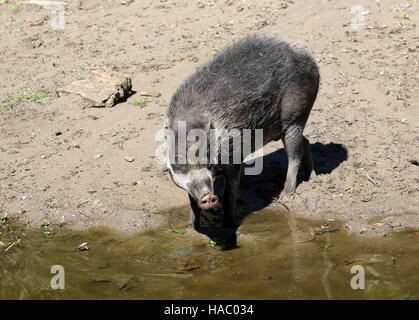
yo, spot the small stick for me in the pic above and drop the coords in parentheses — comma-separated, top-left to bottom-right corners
(276, 199, 290, 211)
(5, 239, 20, 252)
(366, 173, 376, 186)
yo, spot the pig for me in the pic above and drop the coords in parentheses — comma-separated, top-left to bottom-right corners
(165, 35, 319, 230)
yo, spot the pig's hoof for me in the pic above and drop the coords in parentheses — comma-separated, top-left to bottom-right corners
(307, 171, 317, 181)
(280, 183, 296, 199)
(278, 191, 295, 202)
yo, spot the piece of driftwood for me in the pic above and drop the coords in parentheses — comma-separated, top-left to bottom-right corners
(57, 71, 132, 107)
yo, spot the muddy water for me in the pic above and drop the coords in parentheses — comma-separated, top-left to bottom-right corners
(0, 208, 418, 300)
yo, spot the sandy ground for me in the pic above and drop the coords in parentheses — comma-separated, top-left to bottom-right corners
(0, 0, 418, 237)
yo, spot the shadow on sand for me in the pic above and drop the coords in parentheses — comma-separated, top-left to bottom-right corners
(196, 142, 348, 249)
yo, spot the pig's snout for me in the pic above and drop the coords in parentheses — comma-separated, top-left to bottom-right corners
(199, 194, 219, 210)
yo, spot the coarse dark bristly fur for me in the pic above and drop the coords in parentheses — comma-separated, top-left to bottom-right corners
(166, 34, 320, 232)
(168, 34, 319, 137)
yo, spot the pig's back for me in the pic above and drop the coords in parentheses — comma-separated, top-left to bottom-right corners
(168, 35, 319, 129)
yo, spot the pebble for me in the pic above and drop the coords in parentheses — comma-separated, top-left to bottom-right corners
(388, 222, 402, 228)
(139, 91, 161, 97)
(77, 243, 89, 251)
(120, 0, 135, 5)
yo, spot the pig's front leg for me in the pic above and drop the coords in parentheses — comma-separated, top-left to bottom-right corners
(222, 164, 242, 228)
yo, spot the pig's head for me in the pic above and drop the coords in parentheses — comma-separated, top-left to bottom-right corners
(165, 117, 220, 210)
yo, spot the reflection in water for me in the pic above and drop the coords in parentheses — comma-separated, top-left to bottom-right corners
(285, 210, 305, 298)
(321, 234, 333, 300)
(0, 207, 418, 299)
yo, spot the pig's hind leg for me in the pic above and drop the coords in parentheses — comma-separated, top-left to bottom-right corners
(281, 125, 305, 197)
(281, 127, 316, 197)
(301, 136, 316, 181)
